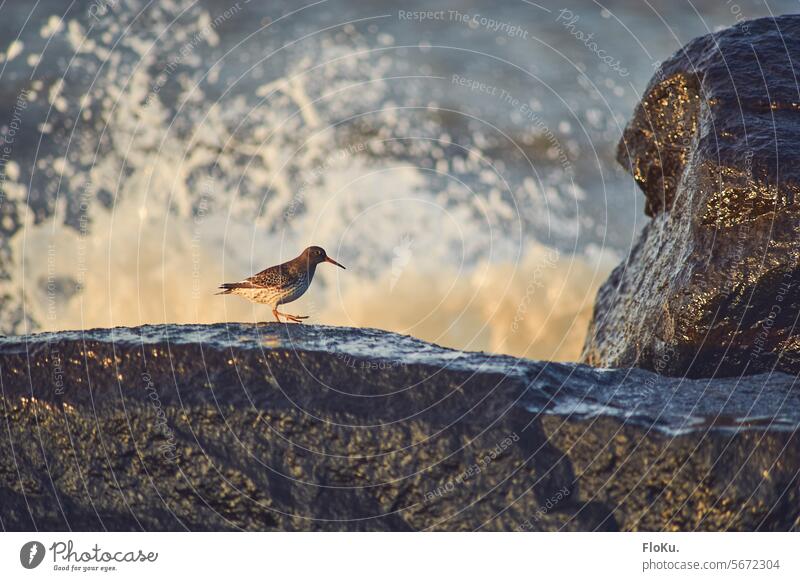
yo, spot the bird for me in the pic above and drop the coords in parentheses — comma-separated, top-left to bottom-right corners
(216, 246, 345, 323)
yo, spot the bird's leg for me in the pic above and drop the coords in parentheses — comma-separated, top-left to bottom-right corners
(273, 308, 308, 323)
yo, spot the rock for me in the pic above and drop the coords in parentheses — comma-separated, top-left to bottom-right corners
(582, 15, 800, 378)
(1, 324, 799, 531)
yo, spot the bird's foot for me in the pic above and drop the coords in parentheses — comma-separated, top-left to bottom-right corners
(273, 309, 309, 323)
(283, 314, 308, 323)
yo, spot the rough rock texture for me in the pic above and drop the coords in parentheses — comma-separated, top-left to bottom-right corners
(1, 324, 799, 531)
(582, 15, 800, 378)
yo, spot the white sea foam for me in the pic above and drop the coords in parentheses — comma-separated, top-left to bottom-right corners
(13, 191, 614, 361)
(1, 1, 616, 361)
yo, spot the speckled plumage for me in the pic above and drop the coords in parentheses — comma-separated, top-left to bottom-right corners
(217, 246, 345, 323)
(228, 270, 312, 306)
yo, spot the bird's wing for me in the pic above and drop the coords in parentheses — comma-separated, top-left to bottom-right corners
(246, 264, 288, 287)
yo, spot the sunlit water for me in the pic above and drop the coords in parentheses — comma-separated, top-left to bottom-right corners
(0, 0, 792, 360)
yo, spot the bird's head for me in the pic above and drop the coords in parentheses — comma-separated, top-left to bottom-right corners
(303, 246, 345, 269)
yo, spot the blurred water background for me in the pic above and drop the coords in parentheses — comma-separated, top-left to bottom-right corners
(0, 0, 793, 360)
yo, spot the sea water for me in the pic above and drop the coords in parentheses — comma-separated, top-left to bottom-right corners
(0, 0, 789, 361)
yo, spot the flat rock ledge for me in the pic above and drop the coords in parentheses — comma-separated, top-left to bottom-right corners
(1, 323, 798, 531)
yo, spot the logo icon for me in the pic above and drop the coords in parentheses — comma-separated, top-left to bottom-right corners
(20, 541, 45, 569)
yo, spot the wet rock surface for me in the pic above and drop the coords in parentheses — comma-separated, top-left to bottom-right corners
(1, 323, 799, 531)
(582, 15, 800, 378)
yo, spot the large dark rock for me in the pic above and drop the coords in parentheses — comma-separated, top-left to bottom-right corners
(1, 324, 799, 531)
(582, 15, 800, 378)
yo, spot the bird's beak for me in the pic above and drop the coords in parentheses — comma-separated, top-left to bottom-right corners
(325, 257, 346, 269)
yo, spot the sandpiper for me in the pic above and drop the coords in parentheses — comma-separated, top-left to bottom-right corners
(217, 246, 345, 323)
